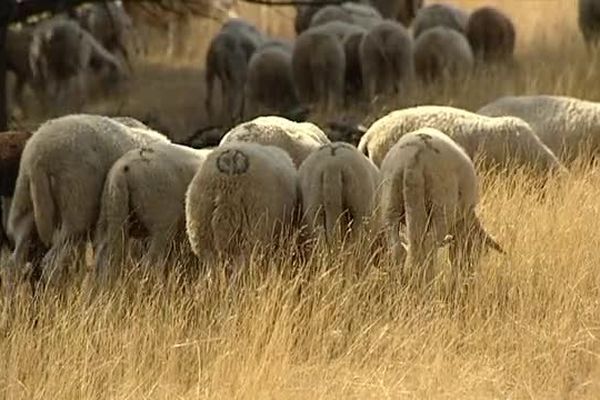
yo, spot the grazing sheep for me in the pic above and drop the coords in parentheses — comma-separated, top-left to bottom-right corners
(6, 26, 39, 114)
(74, 1, 136, 67)
(94, 143, 212, 279)
(379, 127, 503, 283)
(411, 3, 469, 39)
(298, 142, 380, 243)
(360, 20, 414, 100)
(219, 116, 330, 167)
(369, 0, 423, 26)
(0, 131, 33, 250)
(29, 18, 126, 113)
(413, 26, 474, 83)
(293, 21, 364, 112)
(204, 18, 265, 128)
(185, 142, 298, 261)
(244, 40, 300, 120)
(466, 7, 516, 63)
(358, 105, 563, 173)
(478, 95, 600, 162)
(7, 114, 169, 284)
(310, 2, 382, 30)
(579, 0, 600, 46)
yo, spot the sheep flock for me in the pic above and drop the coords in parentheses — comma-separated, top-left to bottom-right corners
(2, 0, 600, 295)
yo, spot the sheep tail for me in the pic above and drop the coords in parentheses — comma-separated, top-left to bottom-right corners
(29, 165, 55, 247)
(473, 215, 505, 254)
(322, 166, 344, 243)
(99, 167, 131, 264)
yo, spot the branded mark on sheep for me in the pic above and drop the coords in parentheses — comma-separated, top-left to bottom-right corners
(216, 149, 250, 175)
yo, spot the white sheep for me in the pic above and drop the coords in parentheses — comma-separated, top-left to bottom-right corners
(478, 95, 600, 163)
(360, 20, 414, 100)
(29, 18, 127, 113)
(94, 142, 212, 279)
(310, 2, 382, 30)
(358, 105, 563, 173)
(244, 40, 300, 120)
(411, 3, 469, 39)
(7, 114, 169, 284)
(379, 127, 503, 283)
(292, 21, 365, 112)
(219, 115, 330, 168)
(185, 142, 298, 261)
(298, 142, 380, 243)
(413, 26, 474, 83)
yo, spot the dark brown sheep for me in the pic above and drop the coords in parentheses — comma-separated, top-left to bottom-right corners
(466, 6, 516, 63)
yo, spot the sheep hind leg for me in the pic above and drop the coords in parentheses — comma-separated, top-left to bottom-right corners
(144, 230, 174, 279)
(40, 231, 85, 288)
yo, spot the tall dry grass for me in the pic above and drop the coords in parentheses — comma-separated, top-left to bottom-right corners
(5, 0, 600, 399)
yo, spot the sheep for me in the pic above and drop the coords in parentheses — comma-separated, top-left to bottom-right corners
(413, 26, 474, 83)
(310, 2, 383, 30)
(29, 18, 127, 113)
(6, 26, 39, 114)
(298, 142, 380, 243)
(7, 114, 169, 285)
(466, 7, 516, 63)
(204, 18, 265, 128)
(359, 20, 414, 101)
(94, 143, 212, 280)
(411, 3, 469, 39)
(579, 0, 600, 47)
(292, 21, 365, 112)
(0, 131, 33, 251)
(477, 95, 600, 163)
(219, 116, 330, 168)
(342, 29, 367, 102)
(358, 105, 563, 174)
(185, 142, 298, 261)
(74, 1, 136, 67)
(244, 40, 300, 120)
(379, 127, 503, 284)
(369, 0, 423, 26)
(295, 1, 324, 34)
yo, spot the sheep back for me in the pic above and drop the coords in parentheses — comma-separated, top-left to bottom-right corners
(185, 142, 298, 259)
(466, 6, 516, 63)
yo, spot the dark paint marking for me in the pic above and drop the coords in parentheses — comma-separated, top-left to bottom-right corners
(216, 149, 250, 175)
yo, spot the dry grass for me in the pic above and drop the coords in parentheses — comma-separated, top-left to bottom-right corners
(5, 0, 600, 398)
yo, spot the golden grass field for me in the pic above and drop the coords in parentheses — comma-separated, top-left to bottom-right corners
(5, 0, 600, 398)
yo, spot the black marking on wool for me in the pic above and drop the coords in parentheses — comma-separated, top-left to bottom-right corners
(216, 149, 250, 175)
(416, 133, 440, 154)
(138, 147, 154, 162)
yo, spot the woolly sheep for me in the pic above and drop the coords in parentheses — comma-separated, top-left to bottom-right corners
(358, 105, 563, 173)
(298, 142, 380, 243)
(29, 18, 126, 112)
(185, 142, 298, 261)
(292, 21, 365, 112)
(466, 7, 516, 63)
(6, 26, 39, 114)
(360, 20, 414, 100)
(205, 18, 265, 128)
(369, 0, 423, 26)
(579, 0, 600, 46)
(0, 131, 33, 251)
(219, 115, 330, 167)
(310, 2, 382, 30)
(7, 114, 169, 284)
(413, 26, 474, 83)
(74, 1, 136, 67)
(411, 3, 469, 39)
(477, 95, 600, 162)
(379, 127, 503, 283)
(94, 143, 212, 279)
(244, 40, 300, 120)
